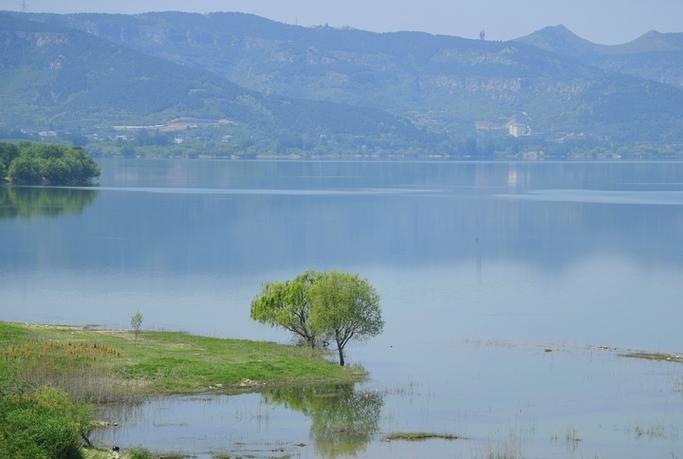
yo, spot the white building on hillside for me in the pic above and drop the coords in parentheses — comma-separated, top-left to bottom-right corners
(508, 123, 531, 138)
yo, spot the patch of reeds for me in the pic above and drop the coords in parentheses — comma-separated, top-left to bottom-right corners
(566, 427, 582, 451)
(1, 339, 145, 403)
(480, 435, 525, 459)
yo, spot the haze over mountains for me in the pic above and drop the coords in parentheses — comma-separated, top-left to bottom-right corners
(2, 11, 683, 158)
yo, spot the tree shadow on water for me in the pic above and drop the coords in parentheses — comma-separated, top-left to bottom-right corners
(263, 384, 384, 458)
(0, 186, 98, 219)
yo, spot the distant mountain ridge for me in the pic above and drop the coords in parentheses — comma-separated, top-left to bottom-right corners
(517, 25, 683, 88)
(0, 12, 423, 153)
(14, 11, 683, 144)
(3, 11, 683, 156)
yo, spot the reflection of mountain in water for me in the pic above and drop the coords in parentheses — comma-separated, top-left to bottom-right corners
(0, 187, 98, 219)
(263, 384, 383, 458)
(5, 161, 683, 272)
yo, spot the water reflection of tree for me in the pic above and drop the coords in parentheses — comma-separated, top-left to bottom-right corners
(263, 384, 383, 458)
(0, 187, 98, 219)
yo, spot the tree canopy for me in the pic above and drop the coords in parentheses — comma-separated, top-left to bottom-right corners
(3, 142, 100, 186)
(251, 271, 321, 348)
(251, 271, 383, 365)
(309, 272, 384, 367)
(0, 143, 19, 172)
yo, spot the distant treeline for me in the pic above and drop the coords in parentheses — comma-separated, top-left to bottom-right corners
(0, 142, 100, 185)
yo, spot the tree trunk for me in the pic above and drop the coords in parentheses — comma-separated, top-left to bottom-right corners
(337, 346, 345, 366)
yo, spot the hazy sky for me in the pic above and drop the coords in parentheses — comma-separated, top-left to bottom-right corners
(2, 0, 683, 44)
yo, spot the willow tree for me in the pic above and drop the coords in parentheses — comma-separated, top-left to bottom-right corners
(250, 271, 321, 348)
(309, 272, 383, 366)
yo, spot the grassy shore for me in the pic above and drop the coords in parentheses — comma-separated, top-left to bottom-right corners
(0, 321, 364, 398)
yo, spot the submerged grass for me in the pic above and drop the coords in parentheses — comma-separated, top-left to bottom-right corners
(384, 432, 460, 442)
(0, 322, 364, 399)
(620, 352, 683, 363)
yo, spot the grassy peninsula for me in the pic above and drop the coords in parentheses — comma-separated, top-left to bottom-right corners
(0, 322, 364, 397)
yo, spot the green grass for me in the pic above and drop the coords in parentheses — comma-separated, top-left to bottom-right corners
(383, 432, 460, 442)
(0, 322, 364, 396)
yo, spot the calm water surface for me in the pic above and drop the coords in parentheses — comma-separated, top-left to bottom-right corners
(2, 159, 683, 458)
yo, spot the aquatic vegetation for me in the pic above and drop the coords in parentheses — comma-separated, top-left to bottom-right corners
(477, 433, 525, 459)
(566, 427, 582, 451)
(383, 432, 460, 441)
(0, 335, 136, 403)
(621, 352, 683, 363)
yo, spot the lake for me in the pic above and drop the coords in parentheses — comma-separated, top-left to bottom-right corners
(2, 159, 683, 458)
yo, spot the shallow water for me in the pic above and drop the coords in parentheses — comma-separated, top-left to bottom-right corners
(2, 159, 683, 458)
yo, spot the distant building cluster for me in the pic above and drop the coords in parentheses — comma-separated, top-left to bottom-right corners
(474, 117, 532, 138)
(507, 123, 531, 138)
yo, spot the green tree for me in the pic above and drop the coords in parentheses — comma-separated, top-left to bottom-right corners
(251, 271, 321, 348)
(6, 143, 100, 185)
(309, 272, 383, 366)
(131, 312, 144, 343)
(0, 143, 19, 170)
(8, 155, 43, 184)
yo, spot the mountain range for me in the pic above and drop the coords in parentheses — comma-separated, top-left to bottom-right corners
(2, 11, 683, 157)
(0, 13, 422, 155)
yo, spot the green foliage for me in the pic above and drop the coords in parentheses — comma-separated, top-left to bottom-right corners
(309, 272, 384, 366)
(252, 271, 383, 366)
(251, 271, 321, 348)
(127, 447, 153, 459)
(6, 143, 100, 185)
(0, 322, 362, 395)
(0, 142, 19, 170)
(0, 376, 93, 459)
(7, 154, 42, 184)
